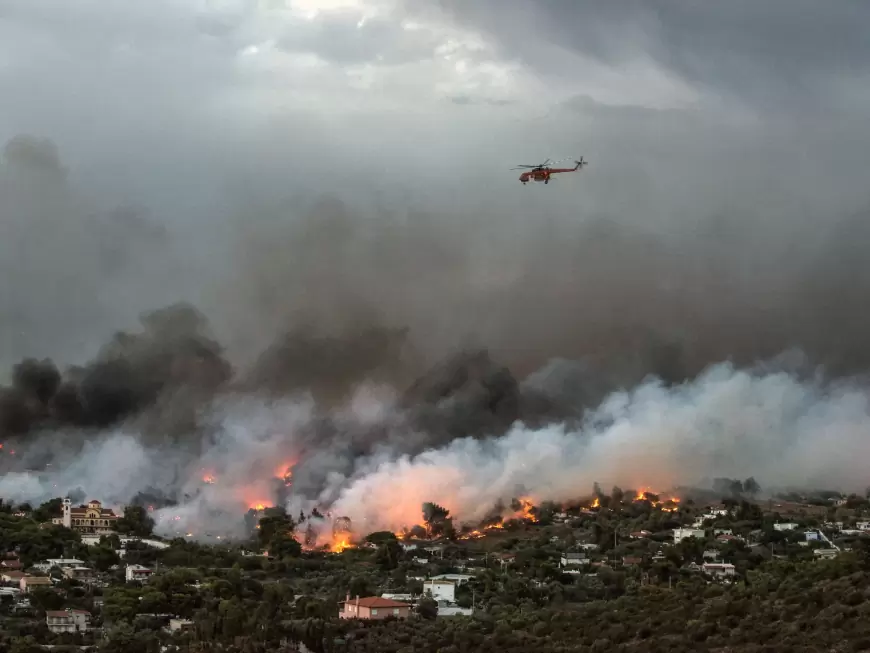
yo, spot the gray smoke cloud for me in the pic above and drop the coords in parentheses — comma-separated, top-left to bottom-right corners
(2, 1, 870, 542)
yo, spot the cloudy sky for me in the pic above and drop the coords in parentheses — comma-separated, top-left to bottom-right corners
(1, 1, 869, 376)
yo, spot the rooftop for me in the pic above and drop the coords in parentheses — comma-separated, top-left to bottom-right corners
(343, 597, 411, 608)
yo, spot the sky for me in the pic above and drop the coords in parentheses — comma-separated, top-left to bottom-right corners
(1, 0, 870, 377)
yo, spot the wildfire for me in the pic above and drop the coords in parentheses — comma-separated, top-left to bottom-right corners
(633, 488, 681, 512)
(513, 497, 538, 522)
(275, 462, 295, 486)
(591, 497, 600, 508)
(250, 502, 271, 511)
(202, 474, 216, 484)
(331, 537, 351, 553)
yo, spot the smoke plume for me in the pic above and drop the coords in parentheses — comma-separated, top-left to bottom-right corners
(3, 133, 870, 543)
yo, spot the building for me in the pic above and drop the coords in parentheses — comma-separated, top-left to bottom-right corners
(20, 576, 52, 593)
(701, 562, 736, 579)
(560, 552, 587, 567)
(430, 573, 473, 585)
(773, 522, 798, 532)
(125, 564, 154, 583)
(1, 571, 25, 584)
(339, 594, 412, 620)
(814, 548, 839, 560)
(32, 559, 86, 573)
(423, 579, 455, 603)
(168, 618, 195, 633)
(673, 528, 705, 544)
(46, 609, 91, 634)
(53, 499, 120, 535)
(62, 566, 95, 583)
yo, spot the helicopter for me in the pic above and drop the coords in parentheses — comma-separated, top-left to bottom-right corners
(512, 157, 587, 185)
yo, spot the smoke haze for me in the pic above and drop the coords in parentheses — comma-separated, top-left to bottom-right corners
(1, 1, 870, 541)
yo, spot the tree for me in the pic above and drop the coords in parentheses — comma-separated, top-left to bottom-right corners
(31, 498, 63, 523)
(116, 505, 154, 536)
(422, 502, 452, 538)
(256, 507, 301, 558)
(611, 486, 625, 504)
(743, 477, 761, 498)
(417, 597, 438, 620)
(374, 539, 404, 570)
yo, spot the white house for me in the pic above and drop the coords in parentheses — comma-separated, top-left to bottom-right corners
(33, 559, 85, 573)
(46, 609, 91, 633)
(773, 523, 799, 532)
(423, 579, 456, 603)
(701, 562, 736, 579)
(814, 548, 839, 560)
(560, 553, 587, 567)
(125, 564, 153, 583)
(673, 528, 705, 544)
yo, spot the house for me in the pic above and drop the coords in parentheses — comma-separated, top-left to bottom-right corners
(339, 594, 412, 620)
(773, 523, 798, 532)
(813, 548, 839, 560)
(630, 530, 652, 539)
(673, 528, 705, 544)
(20, 576, 52, 593)
(62, 566, 95, 583)
(46, 609, 91, 633)
(423, 579, 455, 603)
(33, 559, 86, 572)
(560, 552, 587, 567)
(701, 562, 736, 579)
(622, 556, 643, 567)
(126, 564, 154, 583)
(0, 559, 22, 571)
(168, 618, 195, 633)
(1, 571, 26, 583)
(52, 498, 120, 535)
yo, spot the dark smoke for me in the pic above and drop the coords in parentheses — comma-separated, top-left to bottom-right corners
(2, 133, 870, 541)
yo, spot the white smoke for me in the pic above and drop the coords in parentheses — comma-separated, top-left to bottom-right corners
(329, 362, 870, 533)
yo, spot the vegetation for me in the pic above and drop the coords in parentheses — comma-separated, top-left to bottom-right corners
(3, 486, 870, 652)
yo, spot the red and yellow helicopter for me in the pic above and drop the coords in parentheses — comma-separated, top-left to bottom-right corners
(512, 157, 587, 185)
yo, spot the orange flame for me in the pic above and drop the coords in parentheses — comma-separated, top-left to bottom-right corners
(275, 462, 296, 485)
(202, 474, 216, 484)
(633, 488, 681, 511)
(591, 497, 600, 508)
(331, 537, 350, 553)
(513, 497, 538, 522)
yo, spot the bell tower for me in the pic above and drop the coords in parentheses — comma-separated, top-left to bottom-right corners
(62, 497, 72, 529)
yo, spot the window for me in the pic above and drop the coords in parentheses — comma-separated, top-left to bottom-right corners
(371, 609, 378, 616)
(393, 609, 399, 615)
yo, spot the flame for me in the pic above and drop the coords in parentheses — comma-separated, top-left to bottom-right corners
(275, 462, 295, 486)
(633, 488, 681, 511)
(202, 474, 216, 484)
(331, 537, 350, 553)
(591, 497, 600, 508)
(513, 497, 538, 522)
(250, 502, 271, 511)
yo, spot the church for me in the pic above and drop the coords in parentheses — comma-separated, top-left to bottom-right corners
(52, 499, 120, 535)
